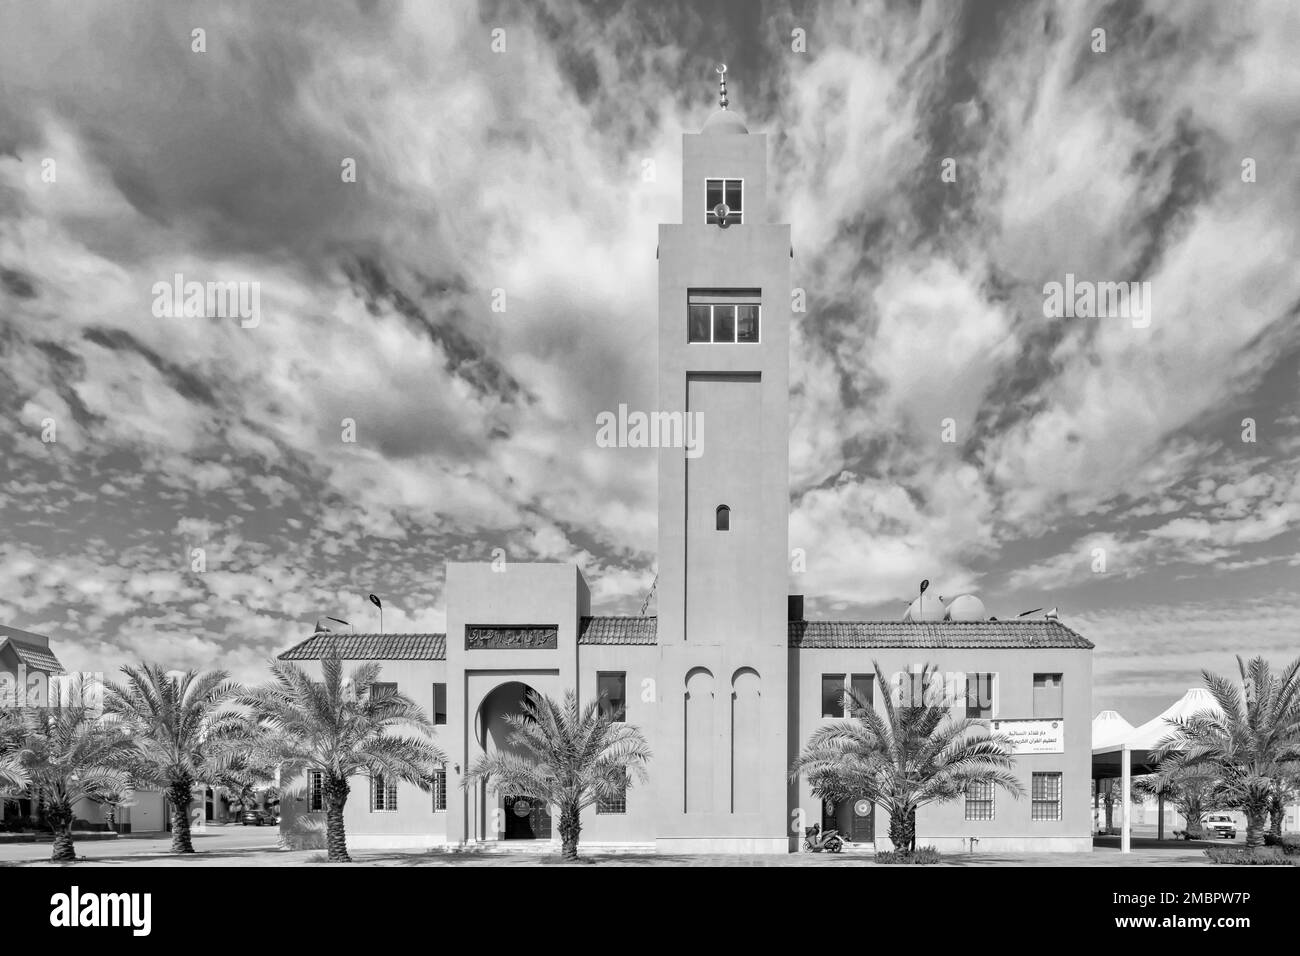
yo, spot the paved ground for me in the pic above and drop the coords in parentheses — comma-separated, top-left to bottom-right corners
(0, 827, 1218, 866)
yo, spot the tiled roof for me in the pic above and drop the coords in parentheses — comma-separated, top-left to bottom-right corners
(790, 620, 1093, 650)
(278, 633, 447, 661)
(0, 639, 65, 674)
(578, 616, 658, 645)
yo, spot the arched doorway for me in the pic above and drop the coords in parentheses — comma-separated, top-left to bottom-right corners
(476, 681, 551, 841)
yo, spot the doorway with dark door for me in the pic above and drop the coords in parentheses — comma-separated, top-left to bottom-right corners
(847, 797, 874, 843)
(504, 796, 551, 840)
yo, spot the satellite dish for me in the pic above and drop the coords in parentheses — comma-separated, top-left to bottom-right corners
(903, 594, 946, 622)
(1044, 607, 1059, 620)
(946, 594, 988, 621)
(713, 202, 731, 226)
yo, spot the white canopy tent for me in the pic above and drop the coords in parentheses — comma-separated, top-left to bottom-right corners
(1091, 689, 1223, 852)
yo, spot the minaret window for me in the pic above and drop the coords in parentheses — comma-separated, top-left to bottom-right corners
(688, 289, 761, 343)
(716, 505, 731, 531)
(705, 178, 743, 224)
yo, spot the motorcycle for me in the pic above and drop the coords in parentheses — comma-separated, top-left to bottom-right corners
(803, 824, 844, 853)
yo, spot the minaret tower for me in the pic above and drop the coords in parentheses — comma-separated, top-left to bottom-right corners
(653, 66, 792, 852)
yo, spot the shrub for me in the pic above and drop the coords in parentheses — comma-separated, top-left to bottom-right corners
(1263, 833, 1300, 854)
(876, 846, 941, 865)
(1263, 833, 1300, 852)
(1204, 846, 1298, 866)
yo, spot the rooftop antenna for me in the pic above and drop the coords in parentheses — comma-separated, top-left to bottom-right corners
(640, 574, 658, 617)
(716, 63, 728, 110)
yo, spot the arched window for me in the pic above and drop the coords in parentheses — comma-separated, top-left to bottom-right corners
(715, 504, 730, 531)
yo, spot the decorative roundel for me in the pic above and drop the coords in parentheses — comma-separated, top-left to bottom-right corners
(713, 202, 731, 225)
(512, 799, 532, 817)
(854, 799, 871, 817)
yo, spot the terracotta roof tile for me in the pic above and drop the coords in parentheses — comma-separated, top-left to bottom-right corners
(578, 616, 658, 645)
(277, 633, 446, 661)
(789, 620, 1093, 650)
(3, 640, 65, 673)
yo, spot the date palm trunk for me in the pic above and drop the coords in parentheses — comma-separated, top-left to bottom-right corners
(325, 777, 351, 862)
(47, 801, 76, 862)
(558, 804, 581, 861)
(168, 780, 195, 853)
(1268, 792, 1284, 840)
(1244, 809, 1266, 849)
(887, 805, 915, 853)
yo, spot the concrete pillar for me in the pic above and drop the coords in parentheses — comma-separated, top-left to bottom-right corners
(1121, 745, 1131, 853)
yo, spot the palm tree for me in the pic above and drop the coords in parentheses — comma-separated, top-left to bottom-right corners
(237, 655, 445, 862)
(1099, 777, 1122, 833)
(103, 664, 247, 854)
(1154, 655, 1300, 849)
(1132, 766, 1224, 839)
(18, 692, 135, 861)
(462, 689, 652, 861)
(792, 662, 1024, 852)
(0, 711, 29, 794)
(1265, 763, 1299, 840)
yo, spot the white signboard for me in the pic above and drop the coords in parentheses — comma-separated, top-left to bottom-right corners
(990, 719, 1064, 754)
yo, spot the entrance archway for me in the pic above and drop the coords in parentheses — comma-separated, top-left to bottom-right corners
(475, 681, 550, 841)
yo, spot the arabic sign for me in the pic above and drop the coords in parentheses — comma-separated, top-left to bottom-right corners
(465, 625, 558, 650)
(989, 719, 1064, 754)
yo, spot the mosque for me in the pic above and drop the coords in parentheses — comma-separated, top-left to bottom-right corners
(278, 70, 1095, 853)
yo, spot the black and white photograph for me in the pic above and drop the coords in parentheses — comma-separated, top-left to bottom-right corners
(1, 0, 1298, 935)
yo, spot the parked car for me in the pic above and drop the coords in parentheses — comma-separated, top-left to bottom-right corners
(1204, 814, 1237, 839)
(240, 809, 278, 826)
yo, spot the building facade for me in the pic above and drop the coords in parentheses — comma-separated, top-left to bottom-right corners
(278, 87, 1095, 854)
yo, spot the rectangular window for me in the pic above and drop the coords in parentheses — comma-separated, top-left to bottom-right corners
(705, 178, 743, 223)
(1032, 772, 1062, 821)
(736, 304, 759, 342)
(597, 773, 627, 815)
(431, 767, 446, 812)
(1033, 673, 1063, 718)
(308, 771, 324, 812)
(849, 673, 874, 716)
(687, 289, 760, 343)
(370, 774, 398, 812)
(965, 780, 995, 821)
(965, 673, 994, 719)
(432, 683, 447, 725)
(688, 304, 712, 342)
(713, 304, 736, 342)
(821, 674, 846, 718)
(598, 672, 627, 722)
(369, 682, 397, 700)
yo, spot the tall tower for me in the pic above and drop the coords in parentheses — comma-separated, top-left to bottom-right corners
(654, 67, 791, 852)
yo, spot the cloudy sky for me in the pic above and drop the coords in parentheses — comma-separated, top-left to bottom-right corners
(1, 0, 1298, 722)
